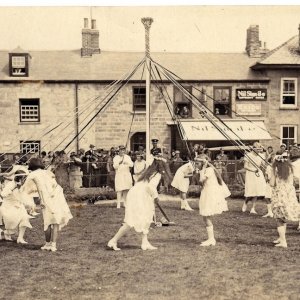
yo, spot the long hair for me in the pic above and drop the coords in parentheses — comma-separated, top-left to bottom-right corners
(199, 161, 223, 186)
(273, 160, 293, 181)
(138, 159, 173, 184)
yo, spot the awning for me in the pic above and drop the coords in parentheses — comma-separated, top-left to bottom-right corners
(176, 120, 272, 141)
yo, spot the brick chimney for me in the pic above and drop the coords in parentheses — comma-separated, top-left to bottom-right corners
(90, 19, 100, 54)
(81, 18, 92, 57)
(246, 25, 262, 57)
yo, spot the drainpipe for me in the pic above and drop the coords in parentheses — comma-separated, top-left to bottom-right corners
(75, 82, 79, 152)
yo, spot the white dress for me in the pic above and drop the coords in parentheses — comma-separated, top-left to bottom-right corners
(171, 162, 195, 193)
(244, 152, 266, 197)
(199, 167, 230, 216)
(133, 160, 146, 182)
(0, 181, 33, 234)
(124, 173, 161, 234)
(24, 169, 73, 231)
(113, 154, 133, 192)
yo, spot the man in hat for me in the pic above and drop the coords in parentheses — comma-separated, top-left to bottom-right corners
(113, 145, 133, 208)
(150, 139, 162, 157)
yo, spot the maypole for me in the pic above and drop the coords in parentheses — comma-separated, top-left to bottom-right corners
(141, 17, 153, 159)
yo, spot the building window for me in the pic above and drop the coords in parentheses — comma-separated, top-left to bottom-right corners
(133, 87, 146, 111)
(281, 125, 297, 147)
(19, 99, 40, 123)
(131, 132, 146, 151)
(280, 78, 297, 107)
(174, 86, 192, 118)
(20, 140, 40, 154)
(213, 87, 231, 116)
(9, 54, 29, 77)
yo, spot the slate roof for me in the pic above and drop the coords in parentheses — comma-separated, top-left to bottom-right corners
(252, 35, 300, 68)
(0, 49, 266, 81)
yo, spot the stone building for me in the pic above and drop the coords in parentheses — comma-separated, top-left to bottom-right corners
(0, 19, 299, 157)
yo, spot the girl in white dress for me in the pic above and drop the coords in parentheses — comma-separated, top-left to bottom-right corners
(270, 154, 300, 248)
(113, 146, 133, 208)
(133, 154, 146, 183)
(171, 161, 195, 211)
(107, 157, 172, 251)
(242, 142, 266, 214)
(24, 158, 73, 252)
(196, 158, 230, 246)
(0, 171, 34, 243)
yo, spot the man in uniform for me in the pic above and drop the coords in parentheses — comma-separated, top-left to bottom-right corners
(150, 139, 162, 156)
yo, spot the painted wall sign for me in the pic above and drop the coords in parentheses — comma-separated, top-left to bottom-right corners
(236, 103, 262, 116)
(236, 89, 267, 100)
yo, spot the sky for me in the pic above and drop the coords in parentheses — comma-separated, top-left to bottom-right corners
(0, 4, 300, 53)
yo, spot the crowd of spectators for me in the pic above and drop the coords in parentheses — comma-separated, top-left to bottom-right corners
(1, 141, 300, 192)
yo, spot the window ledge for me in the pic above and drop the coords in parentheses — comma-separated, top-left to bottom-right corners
(131, 111, 146, 114)
(279, 106, 299, 110)
(18, 122, 41, 125)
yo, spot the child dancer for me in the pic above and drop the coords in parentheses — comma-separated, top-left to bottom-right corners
(196, 158, 230, 246)
(242, 142, 266, 214)
(270, 153, 300, 248)
(133, 153, 146, 183)
(0, 170, 33, 243)
(24, 158, 73, 252)
(171, 161, 195, 211)
(107, 157, 172, 251)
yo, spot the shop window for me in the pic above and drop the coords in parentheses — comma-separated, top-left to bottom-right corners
(131, 132, 146, 151)
(20, 140, 40, 154)
(174, 86, 192, 118)
(281, 125, 297, 148)
(280, 78, 297, 107)
(213, 87, 231, 116)
(19, 99, 40, 123)
(9, 54, 29, 77)
(133, 86, 146, 111)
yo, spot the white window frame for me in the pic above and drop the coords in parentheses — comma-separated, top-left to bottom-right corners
(20, 141, 41, 154)
(19, 99, 40, 123)
(280, 78, 297, 108)
(280, 125, 298, 147)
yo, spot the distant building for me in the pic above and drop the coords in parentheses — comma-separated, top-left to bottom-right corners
(0, 20, 299, 157)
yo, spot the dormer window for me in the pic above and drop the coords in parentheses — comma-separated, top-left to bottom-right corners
(9, 48, 29, 77)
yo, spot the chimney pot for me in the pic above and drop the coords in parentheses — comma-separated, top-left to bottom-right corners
(91, 19, 96, 30)
(84, 18, 89, 29)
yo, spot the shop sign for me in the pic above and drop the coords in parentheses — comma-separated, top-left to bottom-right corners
(236, 89, 267, 100)
(236, 103, 262, 116)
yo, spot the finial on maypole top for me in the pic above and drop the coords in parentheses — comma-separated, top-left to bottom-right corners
(141, 17, 154, 57)
(141, 17, 153, 29)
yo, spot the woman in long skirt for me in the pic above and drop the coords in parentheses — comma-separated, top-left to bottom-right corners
(107, 157, 172, 251)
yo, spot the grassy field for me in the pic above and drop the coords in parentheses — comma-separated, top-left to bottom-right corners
(0, 198, 300, 300)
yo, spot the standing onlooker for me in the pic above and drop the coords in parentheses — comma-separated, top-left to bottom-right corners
(242, 142, 266, 214)
(150, 139, 162, 157)
(53, 151, 69, 191)
(270, 153, 300, 248)
(216, 148, 228, 182)
(170, 150, 184, 174)
(106, 148, 116, 189)
(68, 152, 82, 190)
(113, 146, 133, 209)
